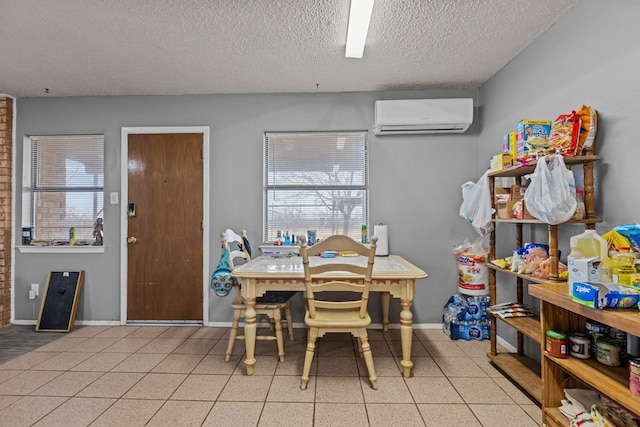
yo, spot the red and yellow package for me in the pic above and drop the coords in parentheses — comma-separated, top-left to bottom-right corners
(575, 105, 597, 155)
(548, 111, 581, 156)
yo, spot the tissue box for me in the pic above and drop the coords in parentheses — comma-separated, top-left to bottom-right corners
(571, 281, 639, 309)
(568, 257, 600, 286)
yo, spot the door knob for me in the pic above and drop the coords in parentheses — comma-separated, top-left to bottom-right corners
(127, 236, 137, 244)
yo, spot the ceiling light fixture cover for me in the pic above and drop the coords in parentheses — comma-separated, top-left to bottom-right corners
(345, 0, 374, 58)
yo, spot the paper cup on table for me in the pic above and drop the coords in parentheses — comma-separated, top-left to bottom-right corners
(373, 224, 389, 256)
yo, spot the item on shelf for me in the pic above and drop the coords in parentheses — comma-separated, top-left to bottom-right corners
(453, 238, 489, 296)
(523, 152, 577, 224)
(548, 111, 582, 156)
(490, 153, 513, 171)
(571, 281, 639, 309)
(603, 224, 640, 252)
(525, 136, 550, 157)
(586, 320, 609, 358)
(459, 171, 494, 237)
(564, 388, 602, 415)
(546, 329, 569, 358)
(575, 105, 598, 155)
(573, 189, 586, 220)
(569, 332, 591, 359)
(487, 302, 535, 318)
(517, 120, 552, 159)
(490, 256, 512, 270)
(568, 229, 612, 285)
(627, 334, 640, 359)
(596, 338, 622, 367)
(630, 358, 640, 397)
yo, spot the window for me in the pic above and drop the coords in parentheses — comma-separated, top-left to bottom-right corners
(264, 131, 368, 243)
(23, 135, 104, 242)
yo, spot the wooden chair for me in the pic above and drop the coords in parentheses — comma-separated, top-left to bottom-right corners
(299, 234, 379, 390)
(222, 229, 294, 362)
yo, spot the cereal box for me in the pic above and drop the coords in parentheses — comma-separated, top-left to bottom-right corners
(516, 120, 552, 145)
(508, 131, 517, 161)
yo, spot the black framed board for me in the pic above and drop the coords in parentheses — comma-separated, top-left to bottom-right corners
(36, 270, 84, 332)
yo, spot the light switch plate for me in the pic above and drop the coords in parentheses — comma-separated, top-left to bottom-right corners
(110, 192, 119, 204)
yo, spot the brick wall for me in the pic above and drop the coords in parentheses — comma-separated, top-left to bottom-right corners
(0, 97, 13, 327)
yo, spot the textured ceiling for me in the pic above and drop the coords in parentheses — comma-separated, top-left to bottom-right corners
(0, 0, 579, 98)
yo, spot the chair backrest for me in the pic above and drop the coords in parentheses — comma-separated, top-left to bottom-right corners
(300, 234, 378, 319)
(221, 229, 251, 270)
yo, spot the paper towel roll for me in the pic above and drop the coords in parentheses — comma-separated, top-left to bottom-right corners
(373, 224, 389, 256)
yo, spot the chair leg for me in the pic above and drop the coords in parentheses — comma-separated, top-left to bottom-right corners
(273, 309, 285, 363)
(360, 331, 378, 390)
(226, 308, 242, 362)
(284, 303, 294, 340)
(300, 329, 317, 390)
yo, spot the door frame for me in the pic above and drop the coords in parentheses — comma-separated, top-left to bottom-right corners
(120, 126, 211, 325)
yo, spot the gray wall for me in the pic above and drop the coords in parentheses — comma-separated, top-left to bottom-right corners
(479, 0, 640, 347)
(13, 90, 478, 325)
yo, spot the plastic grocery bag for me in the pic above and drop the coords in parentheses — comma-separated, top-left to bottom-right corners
(524, 153, 576, 225)
(459, 171, 494, 237)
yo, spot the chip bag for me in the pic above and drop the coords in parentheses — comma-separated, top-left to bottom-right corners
(575, 105, 597, 155)
(548, 111, 581, 156)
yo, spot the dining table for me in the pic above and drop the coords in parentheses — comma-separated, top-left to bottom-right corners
(231, 253, 428, 377)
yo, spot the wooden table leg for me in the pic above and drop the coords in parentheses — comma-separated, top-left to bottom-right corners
(399, 298, 413, 377)
(243, 298, 257, 376)
(381, 292, 390, 332)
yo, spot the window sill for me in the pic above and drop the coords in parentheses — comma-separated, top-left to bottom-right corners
(17, 245, 105, 254)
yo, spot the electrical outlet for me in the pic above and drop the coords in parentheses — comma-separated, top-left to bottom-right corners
(28, 290, 36, 300)
(30, 283, 39, 297)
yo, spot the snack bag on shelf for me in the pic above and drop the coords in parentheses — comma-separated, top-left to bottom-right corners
(575, 105, 597, 155)
(548, 111, 582, 156)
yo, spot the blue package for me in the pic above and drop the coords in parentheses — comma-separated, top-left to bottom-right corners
(449, 319, 491, 341)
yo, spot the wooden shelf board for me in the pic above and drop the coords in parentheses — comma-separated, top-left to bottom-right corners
(529, 283, 640, 335)
(488, 154, 600, 178)
(546, 353, 640, 417)
(487, 264, 566, 285)
(493, 218, 602, 225)
(487, 352, 542, 403)
(544, 407, 569, 427)
(491, 314, 541, 343)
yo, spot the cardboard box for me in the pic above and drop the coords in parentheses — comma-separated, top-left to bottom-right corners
(496, 202, 509, 219)
(571, 281, 639, 309)
(490, 154, 512, 171)
(510, 185, 527, 201)
(568, 257, 599, 286)
(506, 200, 535, 220)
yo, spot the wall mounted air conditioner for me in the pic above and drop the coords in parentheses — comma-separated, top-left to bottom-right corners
(374, 98, 473, 135)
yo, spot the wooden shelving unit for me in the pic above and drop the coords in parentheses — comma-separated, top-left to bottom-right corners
(485, 151, 600, 404)
(530, 283, 640, 426)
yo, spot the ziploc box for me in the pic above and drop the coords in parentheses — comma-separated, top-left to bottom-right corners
(571, 281, 639, 309)
(516, 120, 552, 146)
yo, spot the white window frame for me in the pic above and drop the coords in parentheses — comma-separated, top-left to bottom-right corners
(263, 131, 369, 244)
(20, 134, 105, 251)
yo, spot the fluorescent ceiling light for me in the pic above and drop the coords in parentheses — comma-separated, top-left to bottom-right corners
(345, 0, 374, 58)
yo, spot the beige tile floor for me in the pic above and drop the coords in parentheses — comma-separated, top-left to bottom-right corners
(0, 325, 542, 426)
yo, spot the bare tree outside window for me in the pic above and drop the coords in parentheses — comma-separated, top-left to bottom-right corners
(265, 132, 368, 243)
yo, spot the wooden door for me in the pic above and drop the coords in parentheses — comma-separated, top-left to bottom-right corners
(127, 133, 203, 321)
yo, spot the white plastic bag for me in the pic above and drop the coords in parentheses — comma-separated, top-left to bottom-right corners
(459, 171, 494, 237)
(524, 153, 577, 225)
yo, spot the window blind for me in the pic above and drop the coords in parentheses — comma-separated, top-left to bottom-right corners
(28, 135, 104, 241)
(264, 131, 368, 243)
